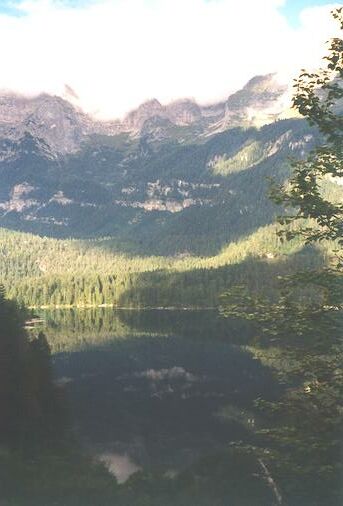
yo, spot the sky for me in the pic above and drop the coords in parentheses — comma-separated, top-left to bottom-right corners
(0, 0, 340, 119)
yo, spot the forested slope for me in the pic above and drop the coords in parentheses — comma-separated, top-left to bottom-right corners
(0, 224, 327, 308)
(0, 118, 318, 255)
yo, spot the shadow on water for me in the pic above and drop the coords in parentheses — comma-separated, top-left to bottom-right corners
(25, 305, 342, 505)
(38, 309, 282, 481)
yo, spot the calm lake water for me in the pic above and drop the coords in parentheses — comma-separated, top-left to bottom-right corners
(36, 309, 279, 480)
(31, 307, 341, 505)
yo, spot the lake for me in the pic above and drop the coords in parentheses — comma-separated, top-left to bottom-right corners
(31, 307, 341, 505)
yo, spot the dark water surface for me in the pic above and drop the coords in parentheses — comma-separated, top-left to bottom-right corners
(38, 309, 278, 482)
(32, 308, 342, 505)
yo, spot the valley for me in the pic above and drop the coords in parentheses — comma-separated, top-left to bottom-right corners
(0, 24, 342, 504)
(0, 74, 306, 256)
(0, 73, 335, 311)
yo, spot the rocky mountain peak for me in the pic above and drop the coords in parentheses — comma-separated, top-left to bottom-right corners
(166, 99, 202, 126)
(124, 99, 165, 130)
(226, 73, 287, 111)
(222, 73, 290, 127)
(244, 73, 283, 93)
(0, 91, 89, 154)
(0, 73, 293, 156)
(23, 94, 87, 153)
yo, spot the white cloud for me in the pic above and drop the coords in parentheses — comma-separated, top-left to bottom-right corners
(0, 0, 340, 119)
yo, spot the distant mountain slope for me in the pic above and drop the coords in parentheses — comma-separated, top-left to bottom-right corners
(0, 74, 318, 255)
(0, 74, 290, 150)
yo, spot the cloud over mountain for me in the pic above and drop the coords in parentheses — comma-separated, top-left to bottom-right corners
(0, 0, 339, 119)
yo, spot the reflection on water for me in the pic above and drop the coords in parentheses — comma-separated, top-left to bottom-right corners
(35, 308, 279, 482)
(98, 453, 141, 483)
(34, 307, 255, 353)
(26, 308, 342, 504)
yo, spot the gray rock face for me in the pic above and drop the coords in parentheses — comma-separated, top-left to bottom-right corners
(124, 99, 165, 130)
(0, 92, 89, 154)
(166, 99, 202, 125)
(23, 95, 87, 154)
(140, 116, 176, 142)
(200, 101, 226, 120)
(0, 93, 32, 124)
(223, 74, 288, 125)
(0, 74, 291, 157)
(123, 98, 205, 132)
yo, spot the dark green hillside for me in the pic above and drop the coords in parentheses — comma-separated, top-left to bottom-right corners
(0, 223, 328, 308)
(0, 118, 319, 255)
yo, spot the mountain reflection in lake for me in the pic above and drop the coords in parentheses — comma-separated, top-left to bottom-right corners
(37, 309, 279, 484)
(30, 307, 342, 504)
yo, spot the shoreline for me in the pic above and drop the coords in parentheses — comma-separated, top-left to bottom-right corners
(30, 305, 217, 311)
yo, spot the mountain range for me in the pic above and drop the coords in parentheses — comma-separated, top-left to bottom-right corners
(0, 73, 320, 255)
